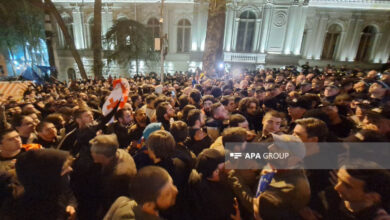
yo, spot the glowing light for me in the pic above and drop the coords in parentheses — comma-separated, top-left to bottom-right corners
(218, 63, 224, 69)
(192, 42, 197, 51)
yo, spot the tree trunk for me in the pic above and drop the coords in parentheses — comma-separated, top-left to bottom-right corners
(44, 0, 88, 80)
(93, 0, 103, 79)
(202, 0, 226, 78)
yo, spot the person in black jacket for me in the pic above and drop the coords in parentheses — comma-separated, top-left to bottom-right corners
(147, 130, 188, 191)
(184, 148, 236, 220)
(104, 108, 133, 149)
(1, 149, 76, 220)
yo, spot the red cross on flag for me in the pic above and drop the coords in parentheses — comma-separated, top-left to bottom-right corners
(102, 78, 130, 117)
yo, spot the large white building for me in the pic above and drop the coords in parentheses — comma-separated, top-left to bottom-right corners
(51, 0, 390, 81)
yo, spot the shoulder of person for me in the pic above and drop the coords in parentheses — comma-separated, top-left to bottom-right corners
(115, 149, 137, 177)
(103, 196, 137, 220)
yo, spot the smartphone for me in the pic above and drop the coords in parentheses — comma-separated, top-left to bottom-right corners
(171, 91, 176, 97)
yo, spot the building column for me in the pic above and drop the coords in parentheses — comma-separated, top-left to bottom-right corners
(370, 32, 382, 63)
(339, 18, 354, 61)
(381, 22, 390, 63)
(252, 19, 262, 52)
(192, 3, 199, 51)
(347, 18, 364, 62)
(168, 8, 176, 53)
(293, 5, 308, 55)
(102, 5, 113, 50)
(283, 4, 298, 54)
(305, 16, 319, 59)
(313, 16, 328, 60)
(335, 31, 347, 61)
(231, 17, 239, 52)
(72, 7, 85, 49)
(260, 3, 272, 53)
(224, 7, 234, 51)
(303, 29, 313, 58)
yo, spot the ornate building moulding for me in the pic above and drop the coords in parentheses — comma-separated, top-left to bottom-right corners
(273, 10, 287, 27)
(236, 5, 262, 18)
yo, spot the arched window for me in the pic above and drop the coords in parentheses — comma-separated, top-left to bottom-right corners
(321, 24, 342, 60)
(356, 26, 377, 62)
(58, 15, 73, 49)
(87, 17, 94, 49)
(177, 19, 191, 53)
(147, 17, 160, 38)
(236, 11, 256, 52)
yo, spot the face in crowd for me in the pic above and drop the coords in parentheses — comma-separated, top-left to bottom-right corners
(0, 130, 22, 156)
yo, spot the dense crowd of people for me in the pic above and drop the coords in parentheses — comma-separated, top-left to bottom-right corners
(0, 64, 390, 220)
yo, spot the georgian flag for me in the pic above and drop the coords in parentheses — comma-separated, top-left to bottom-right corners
(102, 78, 130, 117)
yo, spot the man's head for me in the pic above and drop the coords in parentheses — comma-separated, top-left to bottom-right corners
(134, 108, 147, 126)
(187, 109, 205, 128)
(131, 94, 142, 108)
(147, 130, 175, 162)
(324, 84, 340, 98)
(131, 166, 178, 212)
(211, 102, 229, 120)
(12, 115, 35, 136)
(285, 82, 296, 93)
(22, 103, 38, 115)
(229, 114, 249, 129)
(196, 149, 225, 181)
(222, 127, 247, 151)
(45, 113, 66, 131)
(293, 118, 328, 142)
(262, 110, 284, 135)
(287, 96, 312, 121)
(367, 70, 378, 79)
(115, 109, 133, 127)
(89, 134, 118, 165)
(0, 129, 22, 158)
(334, 160, 390, 209)
(369, 81, 389, 98)
(268, 133, 306, 168)
(74, 108, 94, 128)
(189, 89, 202, 106)
(170, 121, 188, 143)
(202, 95, 215, 114)
(156, 102, 175, 122)
(36, 121, 57, 142)
(239, 97, 259, 116)
(145, 94, 157, 109)
(221, 96, 236, 113)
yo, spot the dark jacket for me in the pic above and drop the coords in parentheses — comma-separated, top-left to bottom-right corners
(1, 149, 76, 220)
(105, 121, 131, 149)
(179, 170, 236, 220)
(33, 136, 59, 149)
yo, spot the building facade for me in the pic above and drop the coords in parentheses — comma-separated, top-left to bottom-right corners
(51, 0, 390, 81)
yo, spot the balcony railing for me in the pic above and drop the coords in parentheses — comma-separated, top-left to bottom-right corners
(224, 52, 266, 64)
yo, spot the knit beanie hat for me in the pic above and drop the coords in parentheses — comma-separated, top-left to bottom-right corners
(142, 122, 162, 141)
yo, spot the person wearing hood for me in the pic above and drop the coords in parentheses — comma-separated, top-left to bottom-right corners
(185, 148, 236, 220)
(1, 149, 76, 220)
(104, 166, 178, 220)
(73, 134, 137, 220)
